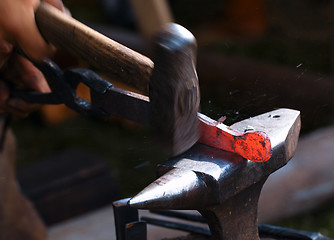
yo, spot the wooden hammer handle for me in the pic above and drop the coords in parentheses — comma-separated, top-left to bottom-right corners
(35, 2, 153, 94)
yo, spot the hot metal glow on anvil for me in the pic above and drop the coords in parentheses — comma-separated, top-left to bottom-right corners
(129, 108, 301, 240)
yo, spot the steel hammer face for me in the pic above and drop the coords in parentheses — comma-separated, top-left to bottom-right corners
(149, 24, 200, 156)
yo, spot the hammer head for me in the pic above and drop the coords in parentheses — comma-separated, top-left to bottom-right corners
(150, 24, 200, 156)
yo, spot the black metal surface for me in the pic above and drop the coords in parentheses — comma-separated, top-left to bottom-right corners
(141, 216, 211, 237)
(112, 203, 333, 240)
(12, 59, 112, 116)
(91, 85, 150, 126)
(147, 211, 333, 240)
(125, 221, 147, 240)
(258, 225, 333, 240)
(150, 210, 207, 223)
(11, 58, 153, 124)
(142, 216, 333, 240)
(113, 198, 139, 240)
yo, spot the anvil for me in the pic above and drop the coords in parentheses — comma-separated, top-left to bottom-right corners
(129, 108, 301, 240)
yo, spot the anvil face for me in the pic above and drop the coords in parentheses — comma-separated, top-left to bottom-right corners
(129, 109, 301, 210)
(231, 108, 301, 163)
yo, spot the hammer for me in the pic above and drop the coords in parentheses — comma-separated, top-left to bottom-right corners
(23, 3, 271, 160)
(33, 2, 200, 156)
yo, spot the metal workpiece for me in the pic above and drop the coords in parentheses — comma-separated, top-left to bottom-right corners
(198, 113, 272, 162)
(230, 108, 301, 168)
(129, 108, 301, 240)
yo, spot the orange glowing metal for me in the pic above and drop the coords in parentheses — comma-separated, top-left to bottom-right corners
(198, 113, 272, 162)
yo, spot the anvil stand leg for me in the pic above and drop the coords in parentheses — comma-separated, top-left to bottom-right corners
(199, 179, 267, 240)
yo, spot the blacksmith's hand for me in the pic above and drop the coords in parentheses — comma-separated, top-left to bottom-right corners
(0, 0, 67, 117)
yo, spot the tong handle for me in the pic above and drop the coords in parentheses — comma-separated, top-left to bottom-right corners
(35, 2, 153, 94)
